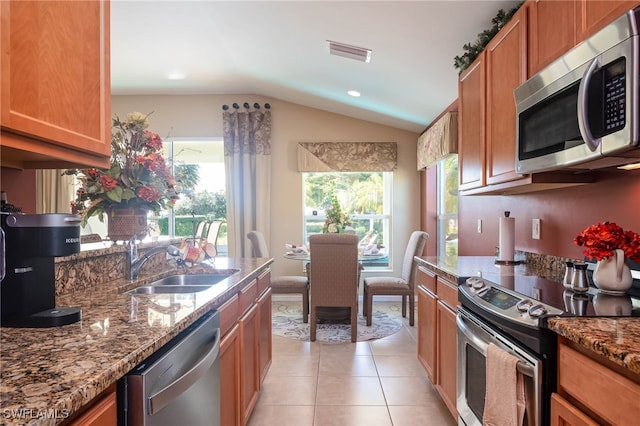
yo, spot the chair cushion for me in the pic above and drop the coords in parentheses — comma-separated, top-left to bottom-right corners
(271, 275, 308, 291)
(364, 276, 410, 291)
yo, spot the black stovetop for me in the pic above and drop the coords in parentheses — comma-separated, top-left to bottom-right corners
(473, 272, 640, 318)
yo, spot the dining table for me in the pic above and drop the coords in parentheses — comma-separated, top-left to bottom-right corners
(283, 251, 387, 322)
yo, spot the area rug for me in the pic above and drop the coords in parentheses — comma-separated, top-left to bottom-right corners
(272, 300, 404, 343)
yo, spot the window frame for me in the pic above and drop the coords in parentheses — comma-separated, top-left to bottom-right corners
(436, 155, 458, 259)
(302, 171, 393, 270)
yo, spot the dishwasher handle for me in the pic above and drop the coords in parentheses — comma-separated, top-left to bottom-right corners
(148, 328, 221, 415)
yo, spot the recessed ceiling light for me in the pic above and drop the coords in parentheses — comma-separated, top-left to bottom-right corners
(167, 70, 186, 80)
(347, 90, 361, 97)
(327, 40, 372, 63)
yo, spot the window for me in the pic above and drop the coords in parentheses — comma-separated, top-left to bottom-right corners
(76, 138, 227, 249)
(437, 155, 458, 259)
(302, 171, 392, 269)
(163, 138, 228, 253)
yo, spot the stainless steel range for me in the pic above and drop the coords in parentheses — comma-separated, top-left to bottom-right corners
(456, 270, 640, 426)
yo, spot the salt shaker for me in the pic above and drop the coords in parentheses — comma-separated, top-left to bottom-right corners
(563, 261, 574, 289)
(571, 262, 590, 293)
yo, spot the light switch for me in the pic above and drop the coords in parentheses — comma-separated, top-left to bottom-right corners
(532, 218, 541, 240)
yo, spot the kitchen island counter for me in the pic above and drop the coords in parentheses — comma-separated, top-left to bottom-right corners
(414, 255, 640, 377)
(0, 256, 273, 425)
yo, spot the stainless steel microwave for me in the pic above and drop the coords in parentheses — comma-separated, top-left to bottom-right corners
(514, 7, 640, 174)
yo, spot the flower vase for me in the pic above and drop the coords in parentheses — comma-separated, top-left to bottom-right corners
(592, 248, 632, 295)
(108, 207, 148, 242)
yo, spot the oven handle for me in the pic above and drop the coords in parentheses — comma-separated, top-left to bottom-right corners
(457, 311, 535, 379)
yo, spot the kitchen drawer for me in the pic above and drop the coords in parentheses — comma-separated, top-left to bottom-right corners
(219, 294, 239, 337)
(257, 269, 271, 295)
(558, 343, 640, 424)
(436, 277, 458, 310)
(239, 279, 258, 315)
(417, 266, 437, 294)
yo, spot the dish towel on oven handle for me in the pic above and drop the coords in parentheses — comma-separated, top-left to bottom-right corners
(483, 343, 526, 426)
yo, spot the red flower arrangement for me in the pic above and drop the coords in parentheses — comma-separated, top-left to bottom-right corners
(574, 221, 640, 262)
(67, 112, 179, 226)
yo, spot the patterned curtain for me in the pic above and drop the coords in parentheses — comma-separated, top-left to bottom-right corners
(223, 103, 272, 257)
(417, 111, 458, 170)
(297, 142, 397, 172)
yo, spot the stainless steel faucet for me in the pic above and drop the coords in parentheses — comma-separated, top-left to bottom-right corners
(129, 237, 181, 280)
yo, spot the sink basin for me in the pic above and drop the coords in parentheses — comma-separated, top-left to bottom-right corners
(148, 270, 240, 287)
(127, 270, 240, 295)
(128, 285, 217, 294)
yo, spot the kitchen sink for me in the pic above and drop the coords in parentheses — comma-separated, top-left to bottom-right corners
(127, 270, 240, 295)
(148, 270, 240, 287)
(128, 285, 218, 294)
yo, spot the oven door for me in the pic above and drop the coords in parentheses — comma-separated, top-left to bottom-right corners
(456, 307, 541, 426)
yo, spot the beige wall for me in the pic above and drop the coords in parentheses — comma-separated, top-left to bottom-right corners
(112, 95, 421, 278)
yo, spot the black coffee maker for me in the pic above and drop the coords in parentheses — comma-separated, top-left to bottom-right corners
(1, 212, 82, 327)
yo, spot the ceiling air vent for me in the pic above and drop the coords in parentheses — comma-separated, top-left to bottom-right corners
(327, 40, 372, 63)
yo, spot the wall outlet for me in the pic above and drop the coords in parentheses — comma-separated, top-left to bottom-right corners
(532, 218, 541, 240)
(477, 219, 482, 233)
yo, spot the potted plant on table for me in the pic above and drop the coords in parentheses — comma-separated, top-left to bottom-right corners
(67, 112, 179, 241)
(322, 190, 352, 234)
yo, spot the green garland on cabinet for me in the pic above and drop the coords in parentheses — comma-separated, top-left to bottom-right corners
(453, 1, 524, 74)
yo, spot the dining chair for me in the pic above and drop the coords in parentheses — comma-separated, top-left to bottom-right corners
(363, 231, 428, 326)
(206, 220, 223, 248)
(194, 220, 209, 239)
(247, 230, 310, 323)
(308, 233, 360, 342)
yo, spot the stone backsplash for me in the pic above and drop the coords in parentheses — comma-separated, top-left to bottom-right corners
(54, 239, 181, 296)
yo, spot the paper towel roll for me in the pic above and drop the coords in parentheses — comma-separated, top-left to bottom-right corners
(498, 216, 515, 262)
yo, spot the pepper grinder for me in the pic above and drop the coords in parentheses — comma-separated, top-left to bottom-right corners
(563, 261, 575, 289)
(571, 262, 590, 293)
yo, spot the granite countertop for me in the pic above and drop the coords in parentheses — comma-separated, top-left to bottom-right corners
(414, 255, 640, 378)
(0, 257, 273, 426)
(547, 316, 640, 375)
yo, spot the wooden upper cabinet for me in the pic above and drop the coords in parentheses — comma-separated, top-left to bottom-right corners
(528, 0, 578, 76)
(458, 52, 486, 192)
(578, 1, 639, 40)
(528, 0, 638, 76)
(485, 6, 528, 186)
(0, 0, 111, 169)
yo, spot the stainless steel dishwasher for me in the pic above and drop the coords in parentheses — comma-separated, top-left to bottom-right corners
(119, 310, 221, 426)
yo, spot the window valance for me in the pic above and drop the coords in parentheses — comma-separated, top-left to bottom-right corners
(417, 111, 458, 170)
(297, 142, 397, 172)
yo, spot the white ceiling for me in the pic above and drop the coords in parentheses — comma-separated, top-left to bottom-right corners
(111, 0, 521, 133)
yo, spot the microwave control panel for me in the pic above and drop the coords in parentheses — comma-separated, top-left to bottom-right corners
(604, 59, 626, 134)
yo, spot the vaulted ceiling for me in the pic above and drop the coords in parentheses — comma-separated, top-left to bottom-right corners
(111, 1, 521, 133)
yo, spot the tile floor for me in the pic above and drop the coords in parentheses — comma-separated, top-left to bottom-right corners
(247, 303, 457, 426)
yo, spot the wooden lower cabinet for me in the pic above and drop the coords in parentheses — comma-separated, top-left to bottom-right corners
(218, 270, 272, 426)
(240, 302, 260, 425)
(67, 388, 116, 426)
(258, 287, 272, 384)
(435, 300, 458, 418)
(220, 324, 242, 426)
(550, 393, 599, 426)
(415, 266, 458, 421)
(554, 339, 640, 425)
(417, 284, 437, 382)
